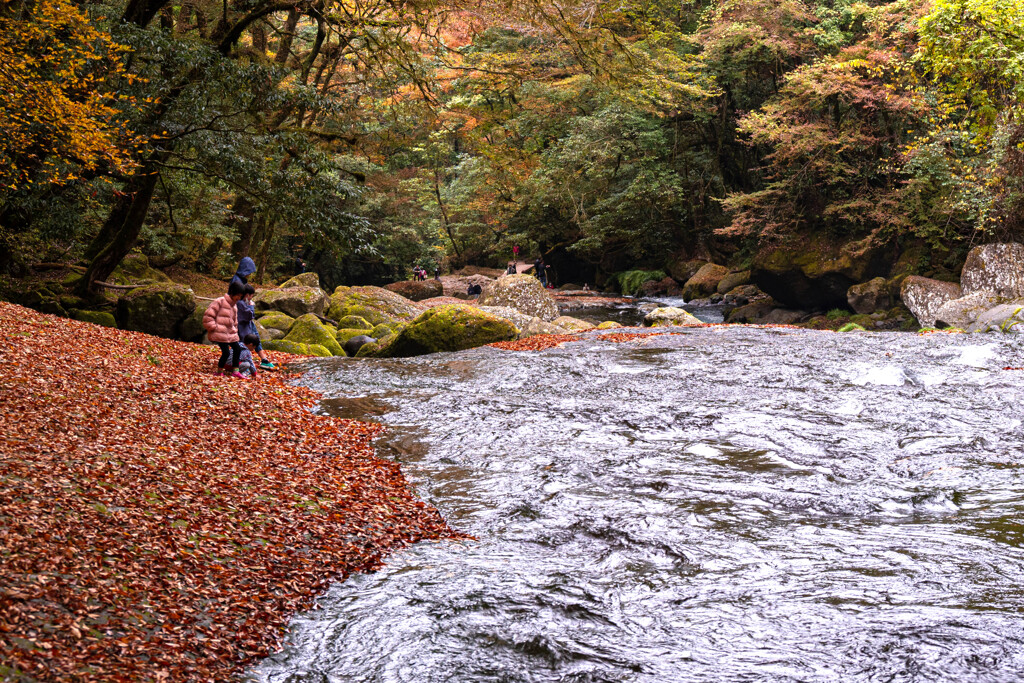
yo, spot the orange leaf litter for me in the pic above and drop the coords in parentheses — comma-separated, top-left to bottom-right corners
(0, 302, 463, 681)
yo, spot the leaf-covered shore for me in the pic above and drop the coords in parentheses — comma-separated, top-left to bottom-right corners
(0, 302, 462, 681)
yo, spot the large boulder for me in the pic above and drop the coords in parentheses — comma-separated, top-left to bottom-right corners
(343, 334, 376, 357)
(716, 270, 751, 295)
(641, 277, 683, 298)
(475, 305, 533, 333)
(179, 307, 206, 342)
(643, 307, 702, 327)
(284, 313, 345, 356)
(960, 243, 1024, 298)
(900, 276, 961, 327)
(477, 274, 559, 321)
(110, 253, 171, 286)
(254, 287, 327, 318)
(326, 286, 422, 326)
(722, 284, 766, 306)
(847, 277, 893, 314)
(968, 302, 1024, 333)
(521, 317, 566, 337)
(597, 321, 623, 330)
(254, 319, 282, 341)
(751, 233, 892, 309)
(363, 304, 517, 357)
(759, 308, 807, 325)
(263, 340, 333, 357)
(258, 312, 295, 334)
(726, 300, 777, 324)
(666, 258, 708, 284)
(683, 264, 729, 301)
(116, 283, 196, 339)
(933, 292, 1006, 330)
(335, 314, 372, 330)
(384, 280, 444, 302)
(279, 272, 320, 289)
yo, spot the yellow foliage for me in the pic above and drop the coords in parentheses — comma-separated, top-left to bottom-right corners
(0, 0, 139, 191)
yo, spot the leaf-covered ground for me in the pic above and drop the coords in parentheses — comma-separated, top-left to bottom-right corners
(0, 302, 462, 681)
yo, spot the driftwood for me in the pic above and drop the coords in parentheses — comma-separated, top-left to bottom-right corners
(32, 263, 86, 273)
(93, 281, 143, 290)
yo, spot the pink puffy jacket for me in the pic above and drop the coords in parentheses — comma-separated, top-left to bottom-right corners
(203, 295, 239, 343)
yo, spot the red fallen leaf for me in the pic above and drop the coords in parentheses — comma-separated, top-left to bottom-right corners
(0, 301, 467, 682)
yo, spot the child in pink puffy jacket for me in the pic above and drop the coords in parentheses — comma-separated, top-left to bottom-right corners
(203, 281, 246, 378)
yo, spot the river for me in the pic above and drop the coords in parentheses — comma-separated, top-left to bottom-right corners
(250, 326, 1024, 682)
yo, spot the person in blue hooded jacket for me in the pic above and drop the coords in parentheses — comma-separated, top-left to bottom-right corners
(235, 275, 276, 370)
(231, 256, 256, 289)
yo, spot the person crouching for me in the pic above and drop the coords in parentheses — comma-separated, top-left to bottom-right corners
(204, 281, 245, 378)
(238, 334, 261, 379)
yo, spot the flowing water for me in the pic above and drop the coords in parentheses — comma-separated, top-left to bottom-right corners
(250, 327, 1024, 682)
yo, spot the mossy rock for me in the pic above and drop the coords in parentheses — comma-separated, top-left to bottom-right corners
(254, 287, 326, 318)
(361, 304, 517, 357)
(179, 307, 206, 342)
(263, 339, 333, 357)
(849, 314, 874, 328)
(111, 253, 171, 285)
(279, 272, 320, 289)
(325, 286, 421, 326)
(355, 333, 397, 358)
(370, 323, 395, 339)
(552, 316, 596, 332)
(116, 283, 196, 339)
(284, 313, 345, 356)
(837, 322, 867, 332)
(597, 321, 623, 330)
(258, 312, 295, 333)
(336, 327, 373, 345)
(69, 309, 117, 328)
(336, 315, 372, 330)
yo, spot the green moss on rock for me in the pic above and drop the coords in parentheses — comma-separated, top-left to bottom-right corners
(336, 315, 372, 330)
(115, 283, 196, 339)
(325, 286, 421, 326)
(284, 313, 345, 356)
(837, 322, 866, 332)
(258, 312, 295, 333)
(70, 309, 117, 328)
(263, 340, 333, 357)
(362, 304, 517, 357)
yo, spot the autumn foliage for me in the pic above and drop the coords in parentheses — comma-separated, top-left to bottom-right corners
(0, 302, 460, 680)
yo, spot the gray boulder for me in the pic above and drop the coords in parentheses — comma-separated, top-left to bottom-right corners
(643, 307, 702, 327)
(254, 286, 327, 318)
(933, 292, 1006, 330)
(759, 308, 807, 325)
(343, 334, 376, 357)
(116, 283, 197, 339)
(279, 272, 321, 289)
(478, 274, 559, 321)
(961, 243, 1024, 298)
(717, 270, 751, 295)
(384, 280, 444, 302)
(683, 264, 729, 301)
(847, 277, 892, 314)
(901, 276, 961, 327)
(967, 302, 1024, 333)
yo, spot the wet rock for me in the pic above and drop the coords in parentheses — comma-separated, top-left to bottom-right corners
(900, 276, 962, 327)
(263, 339, 333, 357)
(325, 286, 421, 326)
(716, 270, 751, 295)
(643, 307, 702, 327)
(478, 274, 559, 321)
(343, 334, 376, 357)
(384, 280, 444, 302)
(476, 305, 534, 332)
(933, 291, 1006, 330)
(552, 316, 596, 332)
(361, 304, 517, 357)
(683, 264, 729, 301)
(751, 233, 891, 309)
(255, 286, 327, 318)
(726, 300, 777, 323)
(279, 272, 320, 289)
(722, 284, 766, 307)
(666, 258, 708, 284)
(960, 243, 1024, 298)
(847, 277, 893, 314)
(116, 283, 196, 339)
(258, 312, 296, 334)
(69, 309, 117, 328)
(521, 317, 565, 338)
(759, 308, 807, 325)
(597, 321, 623, 330)
(284, 314, 345, 356)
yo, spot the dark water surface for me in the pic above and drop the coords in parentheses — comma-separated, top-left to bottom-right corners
(250, 327, 1024, 682)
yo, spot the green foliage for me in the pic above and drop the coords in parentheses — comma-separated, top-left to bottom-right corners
(826, 308, 850, 320)
(612, 270, 668, 296)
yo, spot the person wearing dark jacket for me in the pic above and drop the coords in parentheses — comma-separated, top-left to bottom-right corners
(236, 284, 276, 370)
(231, 256, 256, 288)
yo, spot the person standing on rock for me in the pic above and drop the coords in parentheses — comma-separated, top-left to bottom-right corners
(231, 256, 256, 288)
(534, 257, 549, 287)
(204, 281, 246, 378)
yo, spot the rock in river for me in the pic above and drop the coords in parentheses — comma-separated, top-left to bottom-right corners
(360, 304, 517, 357)
(643, 307, 702, 327)
(900, 276, 961, 328)
(478, 274, 559, 321)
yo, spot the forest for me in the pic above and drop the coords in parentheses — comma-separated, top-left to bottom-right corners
(0, 0, 1021, 294)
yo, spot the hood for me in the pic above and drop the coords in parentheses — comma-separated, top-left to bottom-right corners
(235, 257, 256, 279)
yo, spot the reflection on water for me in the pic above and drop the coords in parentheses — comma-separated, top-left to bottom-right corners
(251, 327, 1024, 682)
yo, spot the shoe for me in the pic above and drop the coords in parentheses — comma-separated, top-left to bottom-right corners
(215, 369, 224, 376)
(229, 371, 246, 379)
(259, 361, 276, 370)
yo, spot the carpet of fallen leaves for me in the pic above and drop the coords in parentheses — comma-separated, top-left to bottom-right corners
(0, 302, 462, 681)
(488, 334, 583, 351)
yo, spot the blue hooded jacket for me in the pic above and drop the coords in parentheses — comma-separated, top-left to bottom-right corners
(231, 257, 256, 288)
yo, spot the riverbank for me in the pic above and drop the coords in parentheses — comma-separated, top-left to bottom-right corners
(0, 302, 461, 681)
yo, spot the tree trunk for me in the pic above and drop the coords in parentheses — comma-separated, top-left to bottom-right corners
(79, 160, 162, 294)
(228, 196, 256, 257)
(254, 219, 275, 284)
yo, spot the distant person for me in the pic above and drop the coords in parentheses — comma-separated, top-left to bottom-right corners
(236, 284, 275, 370)
(434, 266, 441, 281)
(237, 334, 261, 378)
(467, 283, 482, 297)
(513, 244, 520, 260)
(507, 262, 517, 275)
(293, 256, 306, 275)
(534, 258, 549, 287)
(583, 283, 590, 291)
(204, 281, 245, 378)
(231, 256, 255, 288)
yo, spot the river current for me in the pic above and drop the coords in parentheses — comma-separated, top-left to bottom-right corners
(250, 326, 1024, 682)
